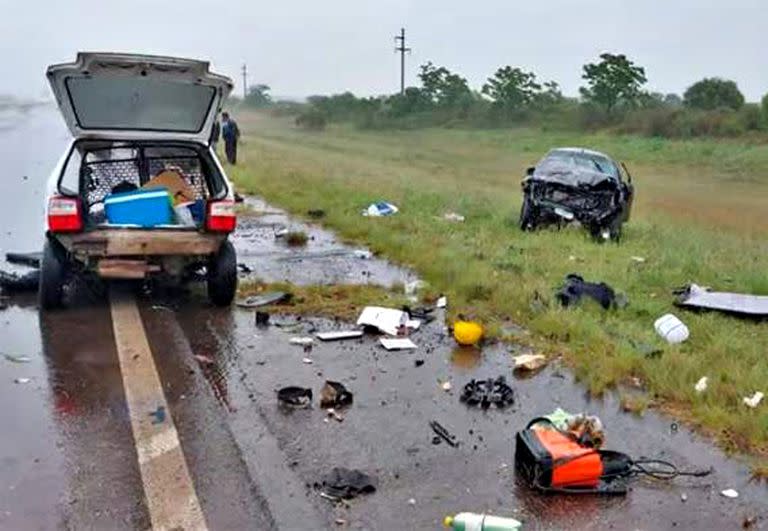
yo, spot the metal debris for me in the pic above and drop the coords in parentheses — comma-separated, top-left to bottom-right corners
(430, 420, 459, 447)
(460, 376, 515, 408)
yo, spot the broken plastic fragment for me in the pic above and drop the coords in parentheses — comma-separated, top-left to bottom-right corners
(316, 330, 364, 341)
(289, 337, 314, 346)
(720, 489, 738, 499)
(380, 338, 417, 351)
(353, 249, 372, 259)
(14, 377, 31, 384)
(3, 354, 31, 363)
(302, 358, 313, 364)
(362, 201, 398, 217)
(743, 391, 764, 408)
(357, 306, 408, 336)
(441, 381, 452, 392)
(236, 291, 290, 308)
(654, 313, 689, 344)
(512, 354, 547, 372)
(694, 376, 708, 393)
(436, 296, 447, 309)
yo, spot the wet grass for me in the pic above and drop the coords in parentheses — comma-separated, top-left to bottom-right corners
(238, 280, 409, 322)
(229, 112, 768, 460)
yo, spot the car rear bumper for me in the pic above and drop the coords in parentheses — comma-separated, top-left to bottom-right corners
(55, 228, 226, 258)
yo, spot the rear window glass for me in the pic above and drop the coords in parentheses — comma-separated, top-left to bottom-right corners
(65, 77, 215, 132)
(541, 151, 619, 178)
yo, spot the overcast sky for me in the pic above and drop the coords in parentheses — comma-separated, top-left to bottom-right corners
(1, 0, 765, 101)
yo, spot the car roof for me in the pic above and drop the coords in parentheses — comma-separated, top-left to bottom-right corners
(547, 147, 613, 159)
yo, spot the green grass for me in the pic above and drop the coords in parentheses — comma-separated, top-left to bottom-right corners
(230, 112, 768, 459)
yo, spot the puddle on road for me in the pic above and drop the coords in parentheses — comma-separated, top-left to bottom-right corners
(175, 300, 767, 531)
(232, 197, 416, 286)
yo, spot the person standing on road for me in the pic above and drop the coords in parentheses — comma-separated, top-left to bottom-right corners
(221, 112, 240, 165)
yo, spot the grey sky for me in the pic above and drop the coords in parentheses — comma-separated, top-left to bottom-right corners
(1, 0, 766, 101)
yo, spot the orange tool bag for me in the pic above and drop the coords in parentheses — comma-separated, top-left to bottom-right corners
(515, 418, 632, 495)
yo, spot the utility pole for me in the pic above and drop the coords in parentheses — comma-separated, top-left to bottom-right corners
(241, 64, 247, 99)
(394, 28, 411, 95)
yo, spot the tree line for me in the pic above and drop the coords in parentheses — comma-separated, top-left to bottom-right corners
(241, 53, 768, 138)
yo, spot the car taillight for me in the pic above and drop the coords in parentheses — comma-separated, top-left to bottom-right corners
(206, 200, 236, 233)
(47, 196, 83, 233)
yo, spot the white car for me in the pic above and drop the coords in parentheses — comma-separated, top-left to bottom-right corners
(42, 52, 238, 309)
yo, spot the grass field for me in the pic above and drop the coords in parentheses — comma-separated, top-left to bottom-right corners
(228, 112, 768, 460)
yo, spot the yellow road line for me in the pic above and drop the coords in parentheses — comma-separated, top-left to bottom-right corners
(110, 289, 207, 531)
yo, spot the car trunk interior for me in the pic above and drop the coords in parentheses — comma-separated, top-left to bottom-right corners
(61, 140, 224, 229)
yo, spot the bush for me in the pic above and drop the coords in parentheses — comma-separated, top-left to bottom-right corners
(683, 78, 745, 111)
(295, 110, 327, 131)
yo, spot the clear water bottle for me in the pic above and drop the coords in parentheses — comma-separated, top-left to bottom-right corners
(444, 512, 522, 530)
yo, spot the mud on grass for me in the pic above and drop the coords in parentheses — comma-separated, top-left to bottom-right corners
(238, 281, 410, 322)
(229, 112, 768, 462)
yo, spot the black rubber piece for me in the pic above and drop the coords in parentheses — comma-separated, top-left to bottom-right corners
(38, 240, 67, 310)
(207, 240, 238, 307)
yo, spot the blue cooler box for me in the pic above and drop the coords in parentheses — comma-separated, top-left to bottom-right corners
(104, 187, 173, 227)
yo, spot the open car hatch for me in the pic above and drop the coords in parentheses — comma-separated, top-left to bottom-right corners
(47, 52, 233, 143)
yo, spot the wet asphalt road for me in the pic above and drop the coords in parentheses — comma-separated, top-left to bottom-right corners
(1, 106, 766, 530)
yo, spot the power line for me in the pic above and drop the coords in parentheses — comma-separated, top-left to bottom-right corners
(241, 64, 247, 99)
(394, 28, 411, 95)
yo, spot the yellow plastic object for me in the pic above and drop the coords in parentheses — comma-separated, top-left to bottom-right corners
(444, 515, 454, 528)
(453, 320, 483, 346)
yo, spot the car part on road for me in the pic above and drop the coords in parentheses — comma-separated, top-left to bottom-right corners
(207, 240, 238, 306)
(236, 291, 291, 308)
(519, 148, 633, 241)
(444, 512, 522, 531)
(320, 381, 354, 409)
(316, 330, 364, 341)
(277, 386, 313, 407)
(654, 313, 690, 344)
(460, 377, 515, 408)
(38, 240, 67, 308)
(357, 306, 408, 336)
(675, 283, 768, 317)
(556, 274, 617, 310)
(5, 251, 42, 268)
(513, 354, 547, 372)
(315, 467, 377, 499)
(430, 420, 460, 447)
(453, 320, 483, 346)
(380, 338, 418, 350)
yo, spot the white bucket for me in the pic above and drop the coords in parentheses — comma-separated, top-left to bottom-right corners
(654, 313, 689, 344)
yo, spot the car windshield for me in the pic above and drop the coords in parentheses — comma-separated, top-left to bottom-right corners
(539, 150, 619, 179)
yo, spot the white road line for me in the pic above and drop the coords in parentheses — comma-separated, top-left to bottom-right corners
(110, 289, 207, 531)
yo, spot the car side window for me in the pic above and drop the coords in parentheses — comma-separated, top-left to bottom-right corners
(59, 146, 82, 195)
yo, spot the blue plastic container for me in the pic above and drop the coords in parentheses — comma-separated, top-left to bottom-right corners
(104, 187, 173, 227)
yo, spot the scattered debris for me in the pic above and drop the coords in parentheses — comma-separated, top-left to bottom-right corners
(289, 337, 314, 346)
(326, 408, 344, 422)
(315, 467, 377, 499)
(441, 381, 453, 392)
(380, 338, 418, 351)
(405, 319, 422, 330)
(407, 497, 416, 506)
(430, 420, 459, 447)
(255, 311, 270, 326)
(436, 296, 447, 309)
(404, 280, 427, 296)
(307, 209, 326, 219)
(414, 359, 425, 367)
(743, 391, 764, 408)
(316, 330, 364, 341)
(453, 320, 483, 346)
(277, 386, 313, 407)
(274, 227, 289, 238)
(721, 488, 739, 499)
(236, 291, 290, 308)
(357, 306, 408, 336)
(460, 377, 515, 408)
(442, 212, 465, 222)
(556, 274, 618, 310)
(680, 492, 688, 502)
(148, 406, 166, 425)
(675, 283, 768, 317)
(362, 201, 398, 217)
(3, 354, 31, 363)
(512, 354, 547, 372)
(302, 358, 313, 364)
(353, 249, 372, 259)
(444, 513, 522, 531)
(237, 263, 253, 274)
(5, 251, 42, 268)
(654, 313, 689, 344)
(320, 381, 354, 409)
(13, 377, 31, 384)
(694, 376, 708, 393)
(743, 516, 758, 529)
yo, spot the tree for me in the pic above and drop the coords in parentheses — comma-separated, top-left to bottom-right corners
(683, 78, 744, 111)
(418, 62, 471, 107)
(481, 67, 541, 111)
(243, 84, 272, 107)
(762, 93, 768, 121)
(579, 53, 648, 112)
(664, 93, 683, 107)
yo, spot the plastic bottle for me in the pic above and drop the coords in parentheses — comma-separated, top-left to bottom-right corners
(444, 512, 522, 531)
(654, 313, 689, 344)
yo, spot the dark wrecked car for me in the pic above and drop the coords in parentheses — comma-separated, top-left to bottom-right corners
(519, 148, 634, 241)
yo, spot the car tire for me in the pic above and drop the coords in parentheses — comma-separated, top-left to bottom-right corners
(39, 240, 68, 310)
(519, 196, 537, 231)
(207, 240, 237, 307)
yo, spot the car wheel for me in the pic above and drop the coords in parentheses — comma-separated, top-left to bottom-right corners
(39, 240, 68, 310)
(207, 240, 237, 307)
(519, 196, 537, 231)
